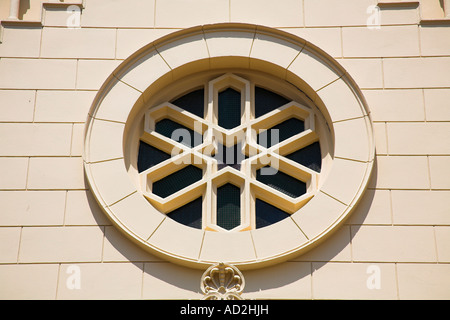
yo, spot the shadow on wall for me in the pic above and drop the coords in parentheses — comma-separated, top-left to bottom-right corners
(18, 0, 30, 20)
(82, 174, 204, 296)
(84, 158, 378, 297)
(243, 157, 378, 296)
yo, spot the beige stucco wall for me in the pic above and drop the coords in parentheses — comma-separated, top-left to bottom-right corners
(0, 0, 449, 300)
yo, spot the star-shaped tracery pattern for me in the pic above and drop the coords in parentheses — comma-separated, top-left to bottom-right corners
(137, 74, 322, 232)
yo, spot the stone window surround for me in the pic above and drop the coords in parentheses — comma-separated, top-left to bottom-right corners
(83, 23, 375, 271)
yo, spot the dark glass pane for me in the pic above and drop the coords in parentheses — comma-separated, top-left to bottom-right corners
(257, 118, 305, 148)
(167, 197, 203, 229)
(215, 142, 247, 171)
(285, 141, 322, 173)
(155, 118, 202, 148)
(255, 86, 290, 118)
(256, 167, 306, 198)
(152, 165, 203, 198)
(171, 88, 205, 118)
(218, 88, 241, 129)
(137, 140, 171, 173)
(217, 183, 241, 230)
(255, 198, 290, 229)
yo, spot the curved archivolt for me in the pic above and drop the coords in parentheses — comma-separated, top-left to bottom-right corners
(83, 23, 375, 270)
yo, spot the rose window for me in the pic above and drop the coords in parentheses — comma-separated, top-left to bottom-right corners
(136, 73, 324, 232)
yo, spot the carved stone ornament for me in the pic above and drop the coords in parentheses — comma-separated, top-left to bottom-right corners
(200, 262, 245, 300)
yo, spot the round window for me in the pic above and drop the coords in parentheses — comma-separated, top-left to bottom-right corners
(84, 24, 374, 270)
(129, 71, 332, 233)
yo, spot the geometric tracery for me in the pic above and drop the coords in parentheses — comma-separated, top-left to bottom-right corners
(137, 73, 322, 232)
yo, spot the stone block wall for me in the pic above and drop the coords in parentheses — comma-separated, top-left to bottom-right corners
(0, 0, 449, 299)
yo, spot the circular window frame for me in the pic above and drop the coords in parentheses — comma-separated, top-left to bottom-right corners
(84, 23, 375, 270)
(129, 70, 333, 233)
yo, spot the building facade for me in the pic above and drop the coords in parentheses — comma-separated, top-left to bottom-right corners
(0, 0, 449, 300)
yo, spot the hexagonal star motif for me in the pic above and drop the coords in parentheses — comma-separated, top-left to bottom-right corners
(137, 73, 322, 232)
